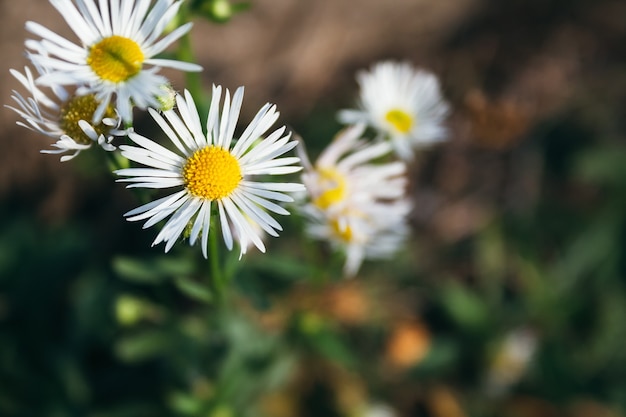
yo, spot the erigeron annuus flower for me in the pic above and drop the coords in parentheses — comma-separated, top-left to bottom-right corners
(26, 0, 202, 123)
(116, 86, 305, 257)
(299, 123, 411, 276)
(6, 65, 124, 161)
(304, 200, 411, 277)
(338, 61, 450, 160)
(299, 124, 407, 215)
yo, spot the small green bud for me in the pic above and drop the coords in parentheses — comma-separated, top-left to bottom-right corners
(155, 83, 177, 112)
(211, 0, 232, 21)
(115, 295, 143, 326)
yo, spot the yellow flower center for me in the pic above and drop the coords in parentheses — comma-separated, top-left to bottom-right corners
(87, 35, 144, 83)
(385, 109, 414, 134)
(313, 167, 347, 210)
(59, 94, 116, 145)
(331, 219, 353, 243)
(183, 146, 242, 200)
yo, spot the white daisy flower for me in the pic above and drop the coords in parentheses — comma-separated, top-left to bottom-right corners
(299, 124, 407, 215)
(6, 65, 124, 161)
(338, 61, 450, 160)
(299, 123, 411, 276)
(116, 85, 305, 258)
(25, 0, 202, 123)
(304, 199, 411, 277)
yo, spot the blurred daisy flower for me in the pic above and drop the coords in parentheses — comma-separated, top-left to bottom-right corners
(6, 65, 124, 161)
(338, 61, 449, 160)
(486, 327, 538, 396)
(299, 124, 406, 215)
(25, 0, 202, 123)
(116, 86, 305, 257)
(299, 123, 410, 276)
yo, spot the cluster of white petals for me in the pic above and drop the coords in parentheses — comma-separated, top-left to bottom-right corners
(299, 124, 411, 277)
(8, 0, 201, 160)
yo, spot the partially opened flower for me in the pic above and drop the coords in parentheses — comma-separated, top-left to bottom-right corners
(299, 124, 407, 216)
(26, 0, 202, 123)
(6, 65, 124, 161)
(338, 61, 449, 160)
(116, 86, 305, 257)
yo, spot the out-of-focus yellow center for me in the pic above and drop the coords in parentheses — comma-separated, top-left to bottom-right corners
(183, 146, 242, 200)
(87, 35, 144, 83)
(59, 94, 116, 144)
(331, 219, 353, 243)
(385, 109, 413, 134)
(313, 167, 347, 209)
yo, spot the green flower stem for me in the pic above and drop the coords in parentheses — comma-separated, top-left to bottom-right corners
(209, 212, 225, 302)
(106, 148, 129, 172)
(223, 246, 241, 285)
(177, 4, 226, 300)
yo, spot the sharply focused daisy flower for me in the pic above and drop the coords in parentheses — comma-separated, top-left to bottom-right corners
(338, 61, 450, 160)
(26, 0, 202, 123)
(304, 200, 411, 277)
(116, 86, 305, 257)
(6, 65, 124, 161)
(299, 124, 407, 215)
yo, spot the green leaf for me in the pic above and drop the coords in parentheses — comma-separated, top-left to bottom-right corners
(112, 256, 195, 284)
(174, 276, 214, 303)
(439, 282, 490, 331)
(415, 338, 459, 375)
(168, 391, 204, 416)
(310, 329, 356, 368)
(575, 146, 626, 188)
(299, 317, 356, 368)
(114, 330, 174, 362)
(245, 254, 312, 281)
(551, 209, 622, 290)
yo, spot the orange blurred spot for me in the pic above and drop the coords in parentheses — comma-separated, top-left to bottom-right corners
(428, 386, 467, 417)
(386, 321, 431, 368)
(326, 283, 369, 325)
